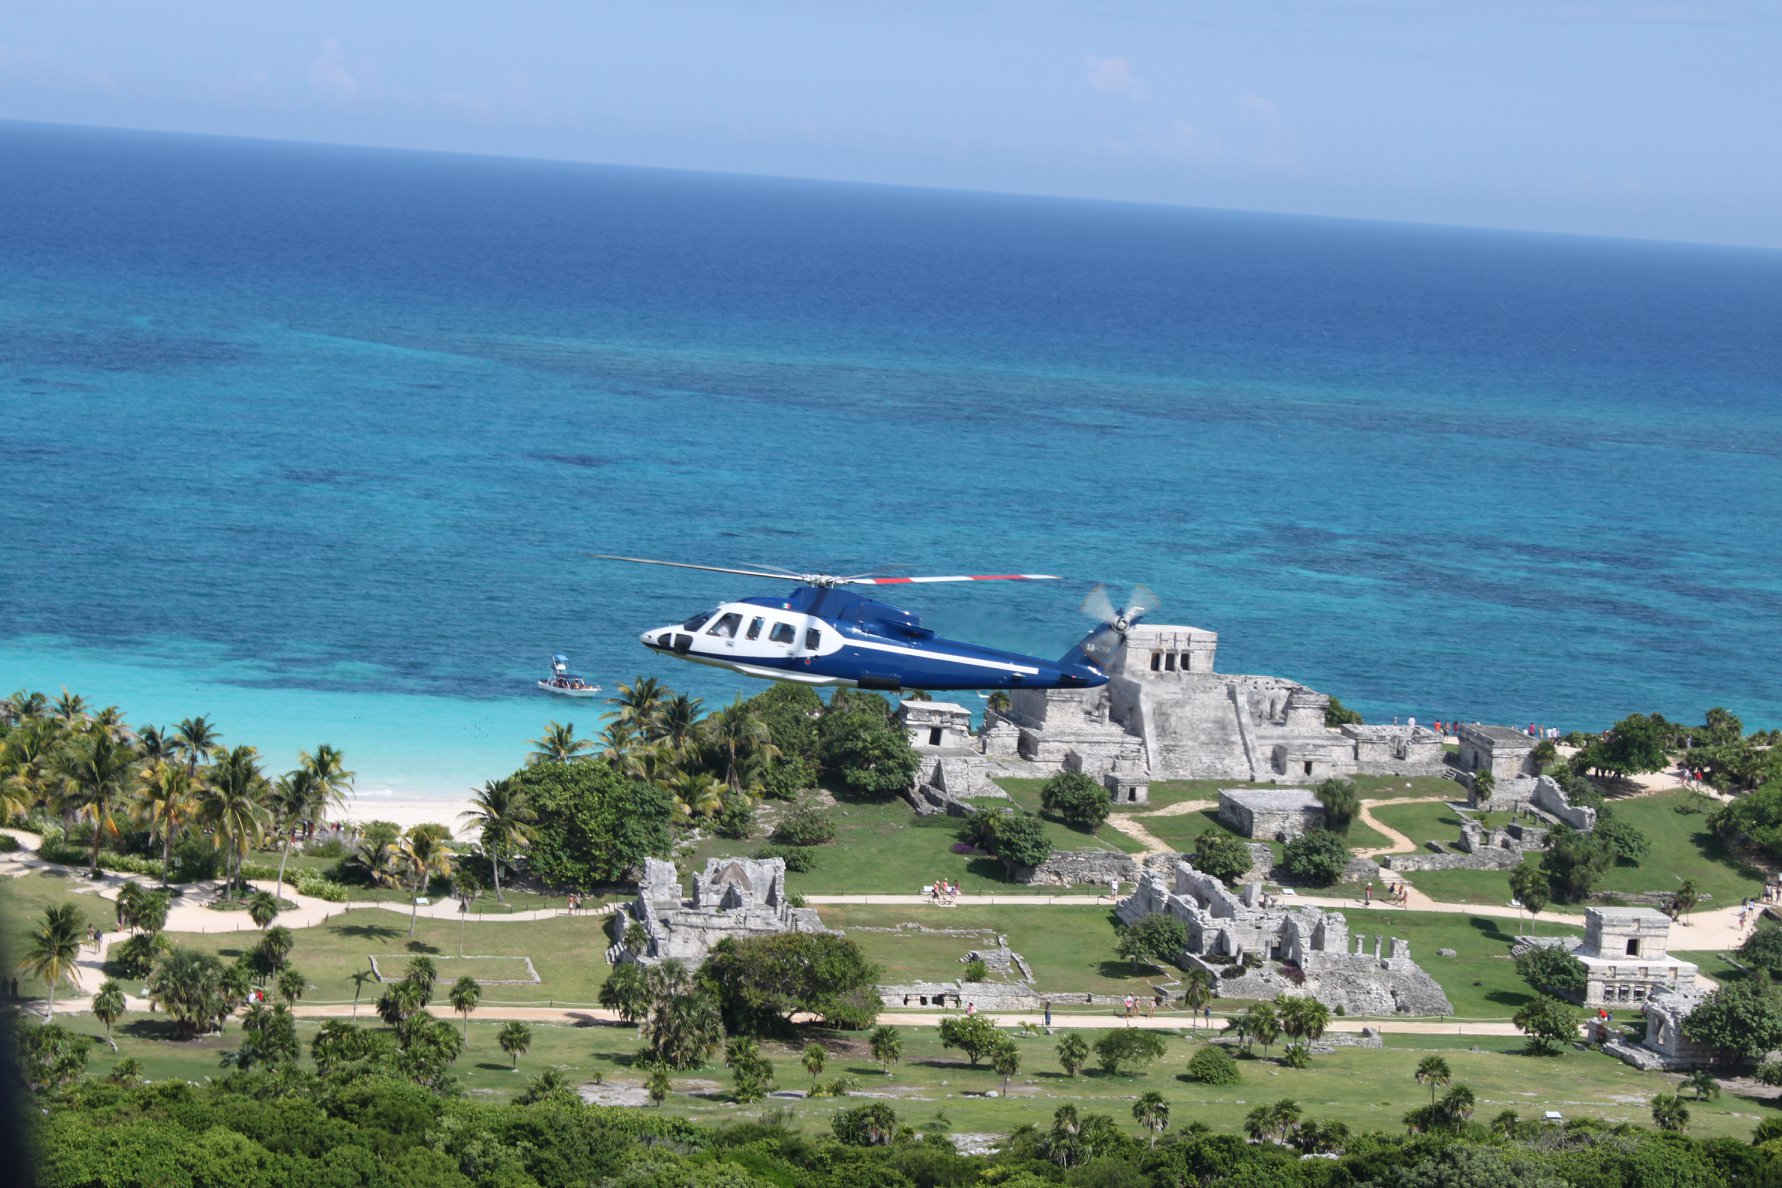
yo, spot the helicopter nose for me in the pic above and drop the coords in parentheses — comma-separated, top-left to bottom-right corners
(640, 629, 664, 649)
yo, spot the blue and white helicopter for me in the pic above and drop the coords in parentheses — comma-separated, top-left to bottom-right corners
(599, 555, 1156, 693)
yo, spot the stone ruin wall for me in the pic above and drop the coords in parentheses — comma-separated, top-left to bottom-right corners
(1115, 860, 1453, 1017)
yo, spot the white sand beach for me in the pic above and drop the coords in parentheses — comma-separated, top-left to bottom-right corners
(340, 788, 482, 836)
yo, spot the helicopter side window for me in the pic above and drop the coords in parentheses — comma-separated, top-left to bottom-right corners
(769, 623, 797, 646)
(707, 612, 743, 638)
(745, 617, 764, 641)
(682, 611, 713, 632)
(805, 627, 823, 650)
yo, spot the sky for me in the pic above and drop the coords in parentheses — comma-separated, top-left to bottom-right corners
(2, 1, 1779, 247)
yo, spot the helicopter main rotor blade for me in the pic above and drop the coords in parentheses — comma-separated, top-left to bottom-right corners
(840, 574, 1060, 585)
(591, 555, 812, 582)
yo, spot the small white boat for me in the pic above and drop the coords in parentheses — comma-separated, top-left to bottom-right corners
(537, 653, 601, 698)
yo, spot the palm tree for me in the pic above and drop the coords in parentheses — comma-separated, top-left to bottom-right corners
(1133, 1090, 1170, 1146)
(388, 827, 455, 936)
(275, 966, 307, 1005)
(1683, 1069, 1721, 1100)
(1181, 971, 1213, 1025)
(19, 904, 85, 1018)
(1248, 1002, 1281, 1060)
(53, 729, 140, 876)
(136, 725, 177, 765)
(349, 967, 375, 1018)
(202, 746, 270, 894)
(667, 770, 725, 821)
(450, 975, 481, 1040)
(645, 1064, 672, 1106)
(802, 1042, 828, 1091)
(5, 689, 48, 722)
(529, 720, 592, 765)
(93, 978, 126, 1050)
(90, 706, 132, 743)
(0, 721, 57, 823)
(138, 759, 203, 886)
(706, 697, 779, 793)
(609, 676, 669, 739)
(658, 694, 705, 755)
(1438, 1085, 1475, 1129)
(870, 1024, 902, 1075)
(498, 1020, 532, 1069)
(299, 744, 355, 816)
(52, 688, 89, 724)
(268, 768, 319, 894)
(247, 890, 280, 930)
(459, 778, 535, 904)
(1278, 994, 1331, 1045)
(1415, 1055, 1451, 1106)
(173, 716, 222, 779)
(596, 720, 645, 773)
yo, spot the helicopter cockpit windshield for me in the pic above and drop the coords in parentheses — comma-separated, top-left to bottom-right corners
(681, 610, 716, 632)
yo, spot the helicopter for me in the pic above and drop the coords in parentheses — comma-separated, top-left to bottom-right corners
(597, 555, 1156, 693)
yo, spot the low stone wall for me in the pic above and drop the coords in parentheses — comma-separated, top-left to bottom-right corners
(1382, 847, 1524, 873)
(1019, 849, 1140, 887)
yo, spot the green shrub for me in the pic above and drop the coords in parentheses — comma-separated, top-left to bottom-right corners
(1282, 829, 1350, 887)
(0, 834, 19, 853)
(772, 799, 837, 847)
(962, 959, 990, 982)
(1186, 1045, 1240, 1084)
(291, 872, 350, 903)
(751, 844, 814, 873)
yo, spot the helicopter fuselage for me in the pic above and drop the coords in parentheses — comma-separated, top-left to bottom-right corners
(639, 585, 1108, 692)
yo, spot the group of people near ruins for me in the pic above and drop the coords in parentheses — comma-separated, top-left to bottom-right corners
(926, 879, 960, 905)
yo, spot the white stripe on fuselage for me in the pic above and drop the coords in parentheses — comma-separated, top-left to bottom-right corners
(843, 635, 1040, 675)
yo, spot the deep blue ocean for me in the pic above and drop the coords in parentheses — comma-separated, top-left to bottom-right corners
(3, 121, 1779, 798)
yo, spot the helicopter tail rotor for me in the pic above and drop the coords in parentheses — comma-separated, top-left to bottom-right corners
(1067, 583, 1161, 669)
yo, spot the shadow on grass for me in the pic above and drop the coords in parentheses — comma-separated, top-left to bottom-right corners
(1485, 989, 1535, 1007)
(337, 922, 400, 942)
(121, 1018, 190, 1041)
(1466, 917, 1514, 943)
(475, 1061, 510, 1071)
(404, 940, 441, 954)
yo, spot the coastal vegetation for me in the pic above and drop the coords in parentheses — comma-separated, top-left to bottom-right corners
(9, 682, 1782, 1182)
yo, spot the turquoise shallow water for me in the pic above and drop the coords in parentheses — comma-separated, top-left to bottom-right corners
(3, 122, 1780, 796)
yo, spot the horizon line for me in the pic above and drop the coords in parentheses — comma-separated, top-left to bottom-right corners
(6, 116, 1777, 256)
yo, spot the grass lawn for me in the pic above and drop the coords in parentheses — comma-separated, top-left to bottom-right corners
(151, 908, 615, 1008)
(1592, 791, 1767, 905)
(1, 868, 121, 944)
(1411, 792, 1771, 910)
(46, 1010, 1771, 1142)
(683, 799, 1116, 897)
(1403, 867, 1518, 907)
(1131, 807, 1261, 857)
(1673, 950, 1755, 987)
(1371, 800, 1467, 852)
(816, 903, 1171, 997)
(1311, 908, 1582, 1019)
(1349, 775, 1464, 801)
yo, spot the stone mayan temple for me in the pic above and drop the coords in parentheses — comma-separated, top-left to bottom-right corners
(985, 622, 1447, 784)
(1119, 858, 1454, 1018)
(606, 857, 830, 967)
(1117, 860, 1454, 1015)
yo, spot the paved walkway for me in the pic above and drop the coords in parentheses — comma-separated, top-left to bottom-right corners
(1104, 800, 1216, 859)
(1353, 796, 1447, 859)
(282, 1001, 1526, 1036)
